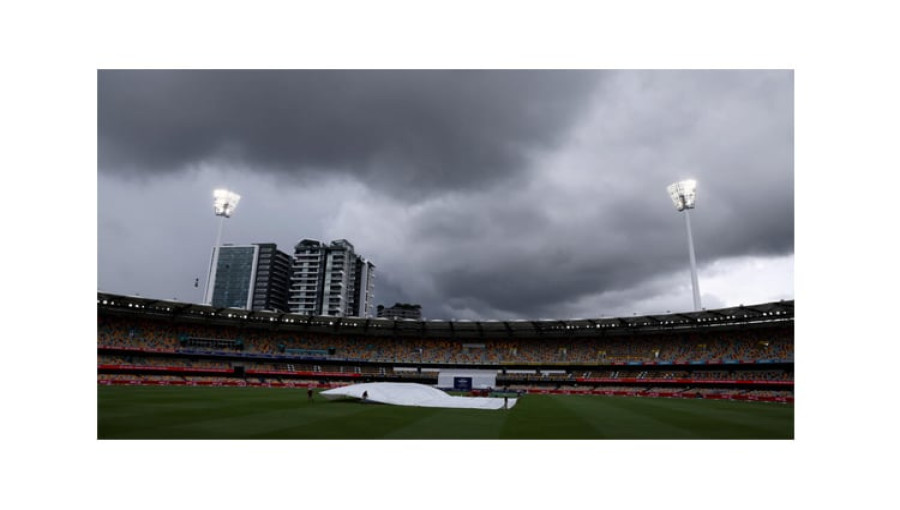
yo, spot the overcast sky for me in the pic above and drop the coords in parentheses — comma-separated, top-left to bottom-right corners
(98, 69, 793, 320)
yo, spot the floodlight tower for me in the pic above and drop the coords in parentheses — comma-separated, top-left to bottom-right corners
(203, 188, 241, 305)
(667, 179, 702, 311)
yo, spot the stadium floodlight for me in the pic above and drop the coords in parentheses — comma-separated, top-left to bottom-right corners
(213, 188, 241, 217)
(667, 179, 702, 311)
(667, 179, 697, 212)
(203, 188, 241, 305)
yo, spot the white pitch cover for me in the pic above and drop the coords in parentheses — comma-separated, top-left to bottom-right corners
(319, 382, 517, 410)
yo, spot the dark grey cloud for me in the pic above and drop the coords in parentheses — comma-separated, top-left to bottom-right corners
(99, 70, 600, 195)
(386, 70, 794, 318)
(98, 70, 793, 320)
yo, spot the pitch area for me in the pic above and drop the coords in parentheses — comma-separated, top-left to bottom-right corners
(97, 386, 793, 439)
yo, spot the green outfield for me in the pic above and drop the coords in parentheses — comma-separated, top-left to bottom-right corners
(97, 386, 793, 439)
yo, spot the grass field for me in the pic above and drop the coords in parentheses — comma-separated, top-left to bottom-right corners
(97, 385, 793, 439)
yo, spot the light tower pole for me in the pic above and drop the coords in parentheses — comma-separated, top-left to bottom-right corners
(203, 188, 241, 305)
(667, 179, 702, 311)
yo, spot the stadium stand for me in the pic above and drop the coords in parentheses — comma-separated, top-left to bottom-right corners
(97, 293, 793, 402)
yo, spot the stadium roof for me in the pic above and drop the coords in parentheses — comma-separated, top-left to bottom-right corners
(97, 292, 793, 339)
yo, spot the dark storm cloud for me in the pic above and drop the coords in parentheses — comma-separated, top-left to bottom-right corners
(98, 70, 793, 320)
(395, 70, 794, 318)
(98, 70, 600, 194)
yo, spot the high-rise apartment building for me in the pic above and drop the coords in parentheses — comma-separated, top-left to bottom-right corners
(251, 243, 292, 312)
(205, 243, 292, 312)
(288, 239, 375, 317)
(289, 239, 327, 315)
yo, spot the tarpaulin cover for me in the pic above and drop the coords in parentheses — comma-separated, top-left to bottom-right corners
(320, 382, 516, 410)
